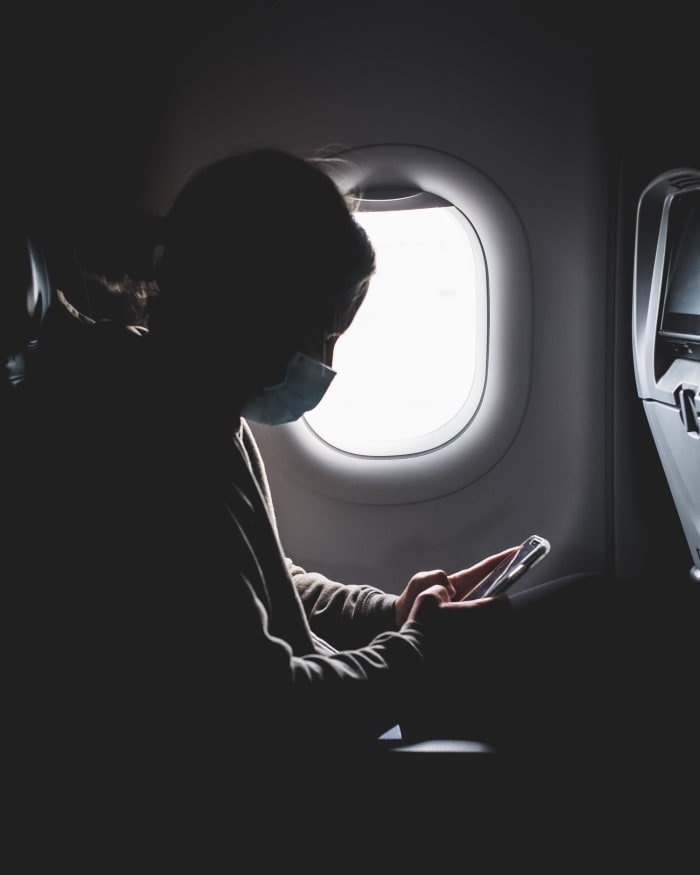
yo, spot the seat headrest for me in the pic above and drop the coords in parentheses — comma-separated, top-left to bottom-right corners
(2, 232, 54, 388)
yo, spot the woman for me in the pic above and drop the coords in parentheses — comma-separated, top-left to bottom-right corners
(143, 147, 518, 753)
(17, 146, 696, 861)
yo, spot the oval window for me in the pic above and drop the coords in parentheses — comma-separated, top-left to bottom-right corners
(305, 196, 486, 456)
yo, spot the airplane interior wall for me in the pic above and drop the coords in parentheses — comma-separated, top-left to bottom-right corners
(143, 4, 616, 593)
(9, 3, 697, 592)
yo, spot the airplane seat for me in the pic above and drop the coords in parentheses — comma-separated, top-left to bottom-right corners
(1, 228, 54, 558)
(632, 168, 700, 586)
(1, 228, 53, 392)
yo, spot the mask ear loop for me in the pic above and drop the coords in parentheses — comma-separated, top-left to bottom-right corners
(321, 332, 341, 367)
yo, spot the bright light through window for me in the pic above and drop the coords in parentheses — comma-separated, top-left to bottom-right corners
(304, 204, 486, 456)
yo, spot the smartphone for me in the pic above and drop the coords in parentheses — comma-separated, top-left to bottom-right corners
(462, 534, 551, 600)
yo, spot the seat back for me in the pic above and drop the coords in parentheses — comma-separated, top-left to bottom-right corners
(1, 228, 54, 574)
(2, 230, 53, 391)
(632, 168, 700, 583)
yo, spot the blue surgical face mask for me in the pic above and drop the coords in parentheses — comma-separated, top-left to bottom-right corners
(240, 352, 336, 426)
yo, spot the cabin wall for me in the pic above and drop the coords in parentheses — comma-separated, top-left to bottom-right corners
(11, 3, 696, 591)
(138, 5, 615, 592)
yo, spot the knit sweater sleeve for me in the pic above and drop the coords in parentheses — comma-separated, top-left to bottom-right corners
(287, 560, 399, 650)
(229, 419, 431, 743)
(230, 563, 429, 747)
(239, 419, 399, 649)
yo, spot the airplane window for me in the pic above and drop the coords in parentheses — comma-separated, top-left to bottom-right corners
(305, 203, 486, 455)
(250, 144, 532, 505)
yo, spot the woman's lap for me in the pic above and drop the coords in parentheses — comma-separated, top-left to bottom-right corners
(399, 572, 689, 758)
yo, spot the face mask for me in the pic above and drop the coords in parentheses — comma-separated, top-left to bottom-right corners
(240, 352, 336, 425)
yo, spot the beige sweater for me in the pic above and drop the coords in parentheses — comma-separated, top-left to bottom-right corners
(228, 419, 429, 746)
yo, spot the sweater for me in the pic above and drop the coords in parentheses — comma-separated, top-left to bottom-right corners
(224, 418, 429, 746)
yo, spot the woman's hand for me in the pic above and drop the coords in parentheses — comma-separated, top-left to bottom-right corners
(447, 547, 518, 601)
(394, 548, 518, 627)
(395, 570, 455, 627)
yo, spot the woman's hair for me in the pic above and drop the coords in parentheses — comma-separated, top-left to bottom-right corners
(151, 147, 376, 385)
